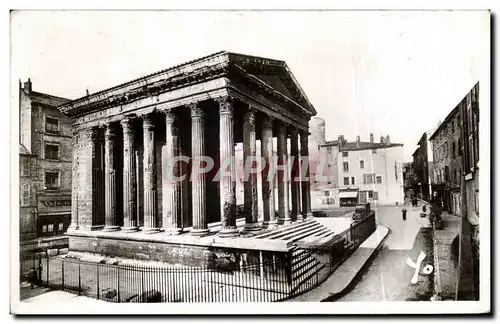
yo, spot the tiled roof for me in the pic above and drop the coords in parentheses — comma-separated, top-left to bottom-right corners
(29, 91, 71, 107)
(19, 144, 31, 155)
(321, 140, 339, 147)
(339, 141, 403, 152)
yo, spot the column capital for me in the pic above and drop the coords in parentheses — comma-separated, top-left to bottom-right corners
(289, 127, 299, 138)
(215, 95, 235, 114)
(243, 106, 257, 123)
(120, 116, 135, 129)
(142, 114, 155, 130)
(188, 102, 204, 118)
(164, 110, 177, 124)
(104, 124, 119, 138)
(261, 115, 274, 129)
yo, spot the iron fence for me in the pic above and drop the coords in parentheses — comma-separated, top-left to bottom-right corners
(20, 213, 377, 302)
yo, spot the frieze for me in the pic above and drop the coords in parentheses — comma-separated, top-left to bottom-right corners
(39, 199, 71, 208)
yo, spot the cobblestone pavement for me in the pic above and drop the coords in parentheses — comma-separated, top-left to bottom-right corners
(335, 202, 434, 301)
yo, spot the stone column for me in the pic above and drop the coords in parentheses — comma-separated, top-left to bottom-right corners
(103, 124, 120, 231)
(261, 115, 277, 228)
(216, 96, 239, 237)
(300, 131, 313, 220)
(163, 111, 182, 234)
(189, 103, 209, 236)
(290, 128, 300, 222)
(121, 117, 139, 232)
(142, 115, 160, 233)
(69, 131, 79, 230)
(277, 121, 291, 224)
(91, 127, 105, 229)
(242, 107, 260, 232)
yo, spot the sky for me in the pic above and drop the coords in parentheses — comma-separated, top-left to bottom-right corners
(10, 10, 489, 161)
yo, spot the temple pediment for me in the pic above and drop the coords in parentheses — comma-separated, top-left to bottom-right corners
(59, 51, 316, 119)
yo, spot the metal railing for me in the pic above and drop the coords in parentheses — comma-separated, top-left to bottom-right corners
(20, 214, 377, 303)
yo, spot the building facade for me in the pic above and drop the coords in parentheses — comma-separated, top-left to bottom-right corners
(402, 162, 414, 197)
(457, 82, 480, 300)
(337, 134, 404, 206)
(19, 79, 73, 238)
(19, 145, 37, 242)
(412, 129, 436, 201)
(59, 52, 316, 263)
(429, 106, 462, 215)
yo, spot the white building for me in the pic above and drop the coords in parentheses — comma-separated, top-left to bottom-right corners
(336, 134, 405, 206)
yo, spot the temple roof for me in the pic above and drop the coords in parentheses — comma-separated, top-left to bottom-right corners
(58, 51, 316, 117)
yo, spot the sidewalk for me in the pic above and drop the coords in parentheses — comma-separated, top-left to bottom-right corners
(432, 211, 461, 300)
(289, 225, 389, 302)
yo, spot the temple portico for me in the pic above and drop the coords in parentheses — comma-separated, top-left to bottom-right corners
(61, 52, 316, 264)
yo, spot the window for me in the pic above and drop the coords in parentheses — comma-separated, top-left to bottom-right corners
(47, 224, 54, 232)
(342, 151, 348, 157)
(363, 173, 375, 184)
(324, 191, 330, 197)
(45, 144, 59, 160)
(351, 177, 355, 185)
(42, 225, 47, 233)
(21, 159, 30, 176)
(360, 160, 364, 169)
(373, 191, 379, 200)
(368, 190, 373, 199)
(452, 142, 456, 157)
(343, 162, 349, 172)
(376, 176, 383, 184)
(372, 149, 377, 154)
(45, 117, 59, 133)
(21, 184, 30, 206)
(458, 139, 462, 156)
(343, 177, 349, 186)
(45, 171, 59, 189)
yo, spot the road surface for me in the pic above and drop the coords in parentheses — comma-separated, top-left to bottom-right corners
(335, 201, 434, 301)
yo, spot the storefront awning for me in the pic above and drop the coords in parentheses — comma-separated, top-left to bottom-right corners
(339, 191, 358, 199)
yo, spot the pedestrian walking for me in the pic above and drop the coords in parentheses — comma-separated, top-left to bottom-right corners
(401, 207, 407, 221)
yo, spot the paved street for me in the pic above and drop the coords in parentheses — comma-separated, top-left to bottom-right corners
(335, 201, 434, 301)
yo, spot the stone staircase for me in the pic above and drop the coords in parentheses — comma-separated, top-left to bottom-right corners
(253, 218, 337, 294)
(253, 218, 336, 245)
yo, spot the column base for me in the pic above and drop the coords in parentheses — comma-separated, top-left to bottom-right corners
(261, 220, 278, 229)
(141, 227, 162, 234)
(103, 226, 121, 232)
(301, 212, 314, 220)
(165, 228, 183, 235)
(242, 222, 261, 233)
(290, 212, 300, 222)
(190, 228, 210, 237)
(91, 225, 105, 231)
(217, 227, 240, 238)
(277, 217, 292, 225)
(122, 226, 141, 233)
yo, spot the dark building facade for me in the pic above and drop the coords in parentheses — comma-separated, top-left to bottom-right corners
(429, 106, 462, 215)
(412, 129, 435, 201)
(19, 79, 73, 238)
(403, 162, 414, 197)
(19, 145, 37, 242)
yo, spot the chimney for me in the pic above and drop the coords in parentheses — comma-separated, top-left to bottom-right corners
(356, 135, 360, 147)
(370, 133, 374, 143)
(338, 135, 344, 148)
(86, 89, 90, 96)
(23, 78, 32, 94)
(380, 136, 384, 144)
(386, 135, 391, 145)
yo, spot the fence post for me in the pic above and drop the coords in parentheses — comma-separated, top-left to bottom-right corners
(117, 266, 120, 303)
(78, 262, 81, 296)
(61, 260, 64, 290)
(46, 253, 49, 286)
(96, 265, 100, 300)
(286, 250, 293, 287)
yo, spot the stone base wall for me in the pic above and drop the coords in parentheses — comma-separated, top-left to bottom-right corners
(68, 234, 288, 268)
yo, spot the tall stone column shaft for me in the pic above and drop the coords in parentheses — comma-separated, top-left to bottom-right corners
(142, 115, 159, 233)
(69, 131, 79, 230)
(243, 107, 260, 232)
(217, 96, 239, 237)
(290, 128, 300, 222)
(261, 116, 277, 228)
(104, 125, 120, 231)
(163, 111, 182, 234)
(121, 118, 139, 232)
(190, 104, 209, 236)
(300, 132, 313, 220)
(277, 121, 291, 224)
